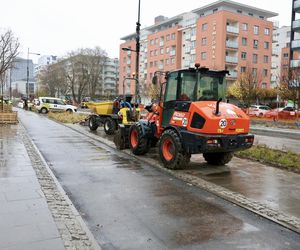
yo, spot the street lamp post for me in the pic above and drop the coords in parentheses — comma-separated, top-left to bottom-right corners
(26, 48, 40, 99)
(122, 0, 141, 104)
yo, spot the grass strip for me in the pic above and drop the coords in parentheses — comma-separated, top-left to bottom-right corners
(48, 112, 88, 124)
(235, 145, 300, 172)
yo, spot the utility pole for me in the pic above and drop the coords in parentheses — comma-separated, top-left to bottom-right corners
(135, 0, 141, 104)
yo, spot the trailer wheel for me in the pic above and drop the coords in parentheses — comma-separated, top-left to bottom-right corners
(129, 124, 149, 155)
(158, 129, 190, 170)
(203, 152, 233, 165)
(104, 117, 117, 135)
(89, 116, 99, 131)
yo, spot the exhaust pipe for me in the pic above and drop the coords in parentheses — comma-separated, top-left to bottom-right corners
(215, 98, 222, 115)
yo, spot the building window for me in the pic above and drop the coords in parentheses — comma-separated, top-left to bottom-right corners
(254, 25, 259, 35)
(242, 23, 248, 31)
(241, 66, 246, 73)
(253, 40, 258, 49)
(263, 69, 268, 77)
(150, 62, 153, 68)
(150, 51, 154, 57)
(165, 59, 169, 65)
(171, 57, 175, 64)
(201, 37, 207, 45)
(171, 33, 175, 40)
(191, 41, 196, 49)
(154, 61, 157, 67)
(166, 34, 170, 41)
(201, 52, 207, 60)
(202, 23, 208, 31)
(191, 27, 196, 36)
(165, 47, 169, 54)
(264, 41, 269, 49)
(160, 48, 164, 55)
(242, 37, 247, 46)
(264, 28, 270, 35)
(150, 39, 154, 45)
(241, 52, 247, 60)
(283, 53, 289, 59)
(262, 82, 267, 88)
(252, 68, 257, 77)
(155, 38, 158, 44)
(253, 54, 258, 64)
(263, 55, 269, 63)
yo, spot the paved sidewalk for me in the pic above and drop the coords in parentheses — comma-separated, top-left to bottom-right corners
(0, 124, 65, 250)
(0, 123, 99, 250)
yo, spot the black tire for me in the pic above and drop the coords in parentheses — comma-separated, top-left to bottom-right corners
(203, 152, 233, 165)
(129, 123, 149, 155)
(88, 116, 99, 131)
(41, 107, 48, 114)
(103, 117, 117, 135)
(113, 129, 127, 150)
(158, 129, 190, 170)
(66, 109, 73, 113)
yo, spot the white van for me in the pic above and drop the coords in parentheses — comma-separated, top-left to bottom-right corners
(36, 97, 77, 114)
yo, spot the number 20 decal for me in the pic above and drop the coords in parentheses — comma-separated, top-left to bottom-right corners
(219, 119, 227, 129)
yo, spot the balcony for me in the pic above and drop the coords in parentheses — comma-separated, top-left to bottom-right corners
(272, 48, 279, 56)
(226, 41, 238, 49)
(292, 19, 300, 32)
(225, 56, 238, 64)
(191, 35, 196, 41)
(226, 26, 239, 34)
(227, 71, 238, 78)
(190, 49, 196, 54)
(294, 0, 300, 12)
(291, 39, 300, 50)
(290, 59, 300, 67)
(170, 51, 176, 56)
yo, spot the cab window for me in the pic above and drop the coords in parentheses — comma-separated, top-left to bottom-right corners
(164, 72, 178, 102)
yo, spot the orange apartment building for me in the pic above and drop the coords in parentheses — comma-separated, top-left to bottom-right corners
(119, 0, 277, 98)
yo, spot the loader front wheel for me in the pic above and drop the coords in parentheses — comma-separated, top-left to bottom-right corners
(158, 129, 190, 170)
(203, 152, 233, 165)
(129, 124, 149, 155)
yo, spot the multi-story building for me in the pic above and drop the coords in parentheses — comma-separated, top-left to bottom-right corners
(102, 57, 119, 97)
(119, 0, 277, 98)
(8, 57, 35, 96)
(290, 0, 300, 89)
(35, 55, 58, 75)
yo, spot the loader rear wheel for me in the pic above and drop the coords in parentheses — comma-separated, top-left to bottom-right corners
(104, 117, 117, 135)
(89, 116, 99, 131)
(158, 129, 190, 170)
(203, 152, 233, 165)
(129, 124, 149, 155)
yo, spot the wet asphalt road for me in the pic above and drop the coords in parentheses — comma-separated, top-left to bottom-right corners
(18, 109, 300, 249)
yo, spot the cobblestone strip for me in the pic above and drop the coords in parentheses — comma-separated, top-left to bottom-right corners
(66, 124, 300, 235)
(19, 125, 101, 250)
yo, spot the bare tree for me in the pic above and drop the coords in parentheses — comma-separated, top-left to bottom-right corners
(65, 47, 107, 104)
(279, 67, 300, 108)
(0, 29, 19, 108)
(227, 66, 263, 108)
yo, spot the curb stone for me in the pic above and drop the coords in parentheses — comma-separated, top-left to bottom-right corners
(19, 123, 101, 250)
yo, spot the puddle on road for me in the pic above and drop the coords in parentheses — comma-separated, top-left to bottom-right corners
(154, 182, 243, 245)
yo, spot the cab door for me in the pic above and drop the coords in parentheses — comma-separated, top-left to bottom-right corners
(162, 72, 179, 128)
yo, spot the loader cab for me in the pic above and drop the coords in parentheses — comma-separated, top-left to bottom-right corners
(160, 68, 227, 128)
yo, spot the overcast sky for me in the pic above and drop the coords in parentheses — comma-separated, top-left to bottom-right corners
(0, 0, 293, 61)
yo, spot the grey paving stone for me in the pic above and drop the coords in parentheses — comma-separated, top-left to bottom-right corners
(2, 237, 65, 250)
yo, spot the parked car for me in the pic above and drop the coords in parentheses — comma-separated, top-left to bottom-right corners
(249, 105, 271, 117)
(265, 106, 299, 120)
(35, 97, 77, 114)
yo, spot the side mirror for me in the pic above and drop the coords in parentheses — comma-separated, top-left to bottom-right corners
(152, 75, 158, 85)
